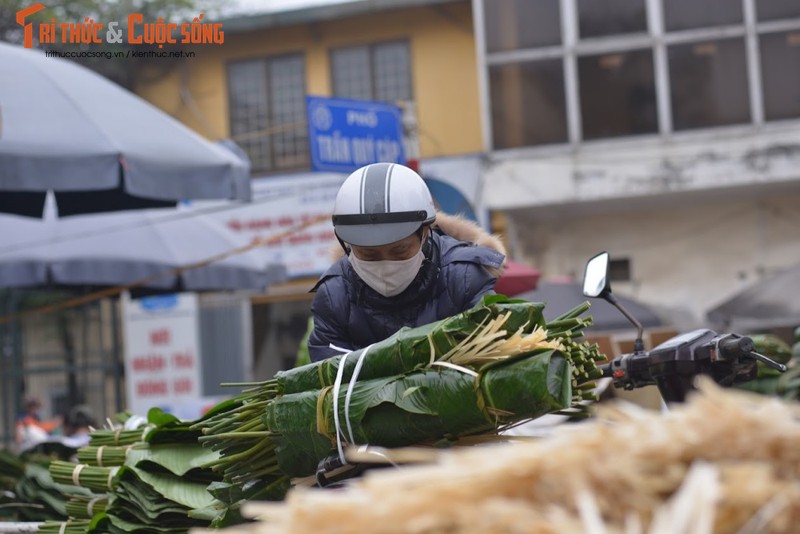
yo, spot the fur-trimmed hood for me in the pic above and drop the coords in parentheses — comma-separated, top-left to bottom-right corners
(331, 211, 507, 277)
(433, 212, 506, 258)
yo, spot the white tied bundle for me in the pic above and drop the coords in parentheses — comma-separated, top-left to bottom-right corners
(227, 378, 800, 534)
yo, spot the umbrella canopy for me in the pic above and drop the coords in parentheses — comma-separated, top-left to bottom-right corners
(707, 263, 800, 329)
(517, 281, 663, 331)
(424, 177, 479, 222)
(0, 199, 286, 292)
(495, 260, 541, 296)
(0, 42, 251, 218)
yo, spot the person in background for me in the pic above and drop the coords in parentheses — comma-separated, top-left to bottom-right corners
(15, 396, 62, 451)
(308, 162, 506, 361)
(61, 404, 97, 448)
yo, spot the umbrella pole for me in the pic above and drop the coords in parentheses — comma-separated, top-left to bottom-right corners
(57, 310, 79, 409)
(110, 300, 124, 414)
(8, 290, 24, 448)
(0, 291, 12, 447)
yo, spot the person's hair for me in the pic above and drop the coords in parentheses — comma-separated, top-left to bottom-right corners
(66, 405, 96, 429)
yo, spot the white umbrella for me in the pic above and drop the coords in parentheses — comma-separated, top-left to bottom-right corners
(0, 196, 285, 292)
(0, 41, 251, 218)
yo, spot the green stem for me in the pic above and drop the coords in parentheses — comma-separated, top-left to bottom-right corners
(199, 431, 273, 441)
(551, 302, 591, 322)
(230, 464, 280, 482)
(220, 379, 277, 388)
(210, 439, 275, 466)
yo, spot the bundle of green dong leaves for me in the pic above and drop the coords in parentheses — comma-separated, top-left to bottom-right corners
(45, 411, 240, 533)
(41, 296, 604, 532)
(196, 295, 605, 496)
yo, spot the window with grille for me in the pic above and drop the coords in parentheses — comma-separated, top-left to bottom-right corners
(609, 258, 632, 282)
(227, 54, 308, 174)
(330, 41, 412, 103)
(668, 39, 750, 130)
(490, 59, 567, 148)
(479, 0, 800, 150)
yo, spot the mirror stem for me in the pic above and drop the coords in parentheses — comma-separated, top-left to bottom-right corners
(606, 293, 645, 353)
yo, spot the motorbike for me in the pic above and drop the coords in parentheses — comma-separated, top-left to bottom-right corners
(314, 252, 788, 487)
(582, 251, 786, 403)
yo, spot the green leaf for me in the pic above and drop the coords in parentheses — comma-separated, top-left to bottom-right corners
(195, 397, 242, 422)
(147, 408, 181, 427)
(125, 444, 220, 477)
(129, 467, 217, 510)
(401, 385, 423, 399)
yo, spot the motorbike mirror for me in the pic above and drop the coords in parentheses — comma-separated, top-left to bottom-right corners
(583, 251, 645, 353)
(583, 251, 611, 298)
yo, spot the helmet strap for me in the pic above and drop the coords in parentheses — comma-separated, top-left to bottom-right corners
(419, 225, 433, 258)
(336, 234, 351, 255)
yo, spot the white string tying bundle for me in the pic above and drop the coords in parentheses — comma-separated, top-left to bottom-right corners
(96, 445, 106, 467)
(329, 343, 374, 465)
(430, 360, 479, 377)
(87, 496, 102, 516)
(344, 344, 374, 445)
(71, 464, 85, 487)
(107, 466, 119, 490)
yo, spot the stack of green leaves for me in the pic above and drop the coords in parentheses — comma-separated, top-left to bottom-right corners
(0, 448, 25, 520)
(0, 445, 94, 523)
(196, 296, 604, 494)
(12, 461, 91, 522)
(47, 410, 240, 533)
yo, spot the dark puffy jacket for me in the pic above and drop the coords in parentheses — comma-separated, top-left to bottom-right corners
(308, 231, 505, 361)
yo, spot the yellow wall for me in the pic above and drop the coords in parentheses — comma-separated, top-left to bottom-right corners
(134, 1, 483, 159)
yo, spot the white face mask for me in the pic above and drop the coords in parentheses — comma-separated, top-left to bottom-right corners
(348, 246, 425, 297)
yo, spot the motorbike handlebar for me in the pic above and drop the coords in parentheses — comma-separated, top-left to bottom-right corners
(715, 334, 787, 372)
(716, 335, 754, 361)
(598, 330, 787, 402)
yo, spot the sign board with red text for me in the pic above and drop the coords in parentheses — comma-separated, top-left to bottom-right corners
(122, 292, 203, 419)
(199, 172, 346, 279)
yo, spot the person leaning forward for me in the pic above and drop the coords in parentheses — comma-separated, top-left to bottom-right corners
(308, 162, 506, 362)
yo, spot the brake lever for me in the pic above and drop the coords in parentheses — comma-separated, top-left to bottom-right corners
(711, 334, 788, 373)
(750, 351, 788, 373)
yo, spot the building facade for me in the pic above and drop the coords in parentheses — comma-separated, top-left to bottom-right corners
(135, 0, 482, 170)
(134, 0, 800, 332)
(473, 0, 800, 328)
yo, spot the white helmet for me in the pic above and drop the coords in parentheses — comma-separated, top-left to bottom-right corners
(332, 163, 436, 247)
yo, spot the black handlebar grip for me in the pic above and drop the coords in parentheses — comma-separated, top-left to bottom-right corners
(718, 336, 754, 360)
(598, 362, 613, 378)
(319, 454, 345, 472)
